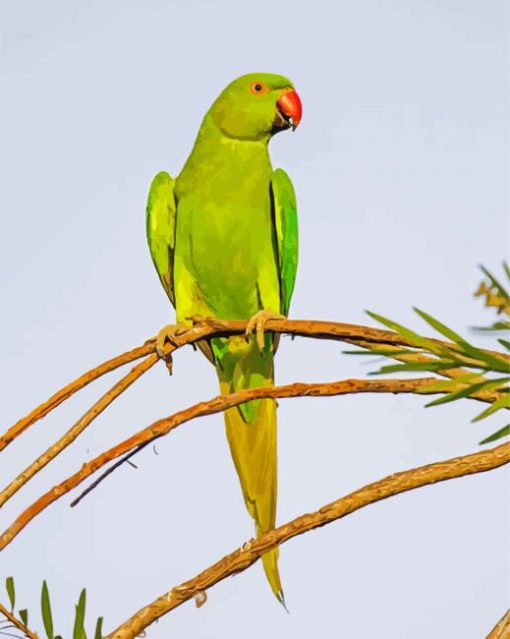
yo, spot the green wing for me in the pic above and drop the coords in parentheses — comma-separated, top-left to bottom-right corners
(146, 171, 177, 306)
(271, 168, 299, 315)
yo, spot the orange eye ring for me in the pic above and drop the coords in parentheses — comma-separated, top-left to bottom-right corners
(249, 81, 269, 95)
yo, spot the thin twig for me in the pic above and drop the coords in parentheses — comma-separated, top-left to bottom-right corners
(0, 343, 154, 452)
(0, 376, 442, 551)
(104, 441, 510, 639)
(487, 609, 510, 639)
(0, 604, 38, 639)
(3, 318, 507, 451)
(70, 442, 151, 507)
(0, 355, 158, 509)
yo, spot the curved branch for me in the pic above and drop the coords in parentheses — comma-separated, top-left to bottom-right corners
(69, 363, 500, 508)
(3, 318, 507, 451)
(104, 441, 510, 639)
(0, 377, 440, 552)
(487, 609, 510, 639)
(0, 355, 158, 509)
(0, 603, 38, 639)
(0, 343, 154, 452)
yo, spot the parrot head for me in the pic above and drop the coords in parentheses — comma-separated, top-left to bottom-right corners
(208, 73, 302, 142)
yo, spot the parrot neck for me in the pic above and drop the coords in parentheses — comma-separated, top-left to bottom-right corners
(179, 114, 272, 183)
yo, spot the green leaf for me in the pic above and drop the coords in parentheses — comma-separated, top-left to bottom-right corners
(371, 361, 455, 375)
(5, 577, 15, 612)
(498, 338, 510, 351)
(73, 589, 87, 639)
(425, 378, 509, 407)
(414, 308, 466, 344)
(479, 424, 510, 445)
(415, 374, 481, 394)
(473, 321, 510, 332)
(472, 393, 510, 423)
(366, 311, 446, 355)
(503, 261, 510, 281)
(19, 610, 28, 626)
(41, 581, 54, 639)
(456, 342, 507, 373)
(415, 308, 508, 371)
(94, 617, 103, 639)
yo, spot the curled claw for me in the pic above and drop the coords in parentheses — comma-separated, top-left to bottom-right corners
(245, 310, 285, 353)
(155, 323, 191, 374)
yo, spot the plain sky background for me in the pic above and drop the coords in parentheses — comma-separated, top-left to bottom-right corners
(0, 1, 509, 637)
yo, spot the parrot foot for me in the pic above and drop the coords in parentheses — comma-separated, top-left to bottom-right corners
(155, 323, 192, 374)
(245, 310, 286, 353)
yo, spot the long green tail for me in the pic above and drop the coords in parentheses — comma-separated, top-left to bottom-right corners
(214, 334, 283, 602)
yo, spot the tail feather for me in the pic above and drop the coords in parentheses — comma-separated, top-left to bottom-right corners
(216, 336, 283, 601)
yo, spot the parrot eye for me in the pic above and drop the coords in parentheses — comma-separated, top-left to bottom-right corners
(250, 81, 268, 95)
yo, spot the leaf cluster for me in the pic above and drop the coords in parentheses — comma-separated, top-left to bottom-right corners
(346, 293, 509, 445)
(1, 578, 102, 639)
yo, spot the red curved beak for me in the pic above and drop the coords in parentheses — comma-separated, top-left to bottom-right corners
(276, 89, 302, 130)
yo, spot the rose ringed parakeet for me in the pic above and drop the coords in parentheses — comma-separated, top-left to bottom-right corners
(146, 73, 301, 603)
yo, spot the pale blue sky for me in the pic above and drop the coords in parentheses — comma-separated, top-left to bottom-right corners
(0, 1, 509, 638)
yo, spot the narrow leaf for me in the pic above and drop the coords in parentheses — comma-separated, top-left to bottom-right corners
(18, 610, 28, 627)
(425, 378, 509, 407)
(479, 424, 510, 445)
(453, 341, 508, 372)
(94, 617, 103, 639)
(41, 581, 54, 639)
(414, 308, 466, 344)
(5, 578, 15, 612)
(366, 311, 445, 355)
(73, 589, 87, 639)
(473, 321, 510, 332)
(503, 261, 510, 281)
(416, 374, 481, 394)
(371, 361, 455, 375)
(498, 338, 510, 351)
(415, 308, 508, 371)
(472, 394, 510, 423)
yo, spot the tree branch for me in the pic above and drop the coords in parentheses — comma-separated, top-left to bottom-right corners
(487, 609, 510, 639)
(0, 376, 443, 552)
(0, 343, 154, 452)
(69, 365, 500, 508)
(0, 355, 158, 509)
(0, 603, 38, 639)
(3, 318, 506, 451)
(342, 337, 505, 402)
(104, 441, 510, 639)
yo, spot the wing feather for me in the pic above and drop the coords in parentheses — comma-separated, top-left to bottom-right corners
(146, 171, 177, 305)
(270, 168, 299, 316)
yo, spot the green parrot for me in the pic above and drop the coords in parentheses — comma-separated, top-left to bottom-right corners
(146, 73, 301, 603)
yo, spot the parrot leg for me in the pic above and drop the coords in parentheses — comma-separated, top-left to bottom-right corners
(155, 323, 194, 374)
(245, 310, 285, 352)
